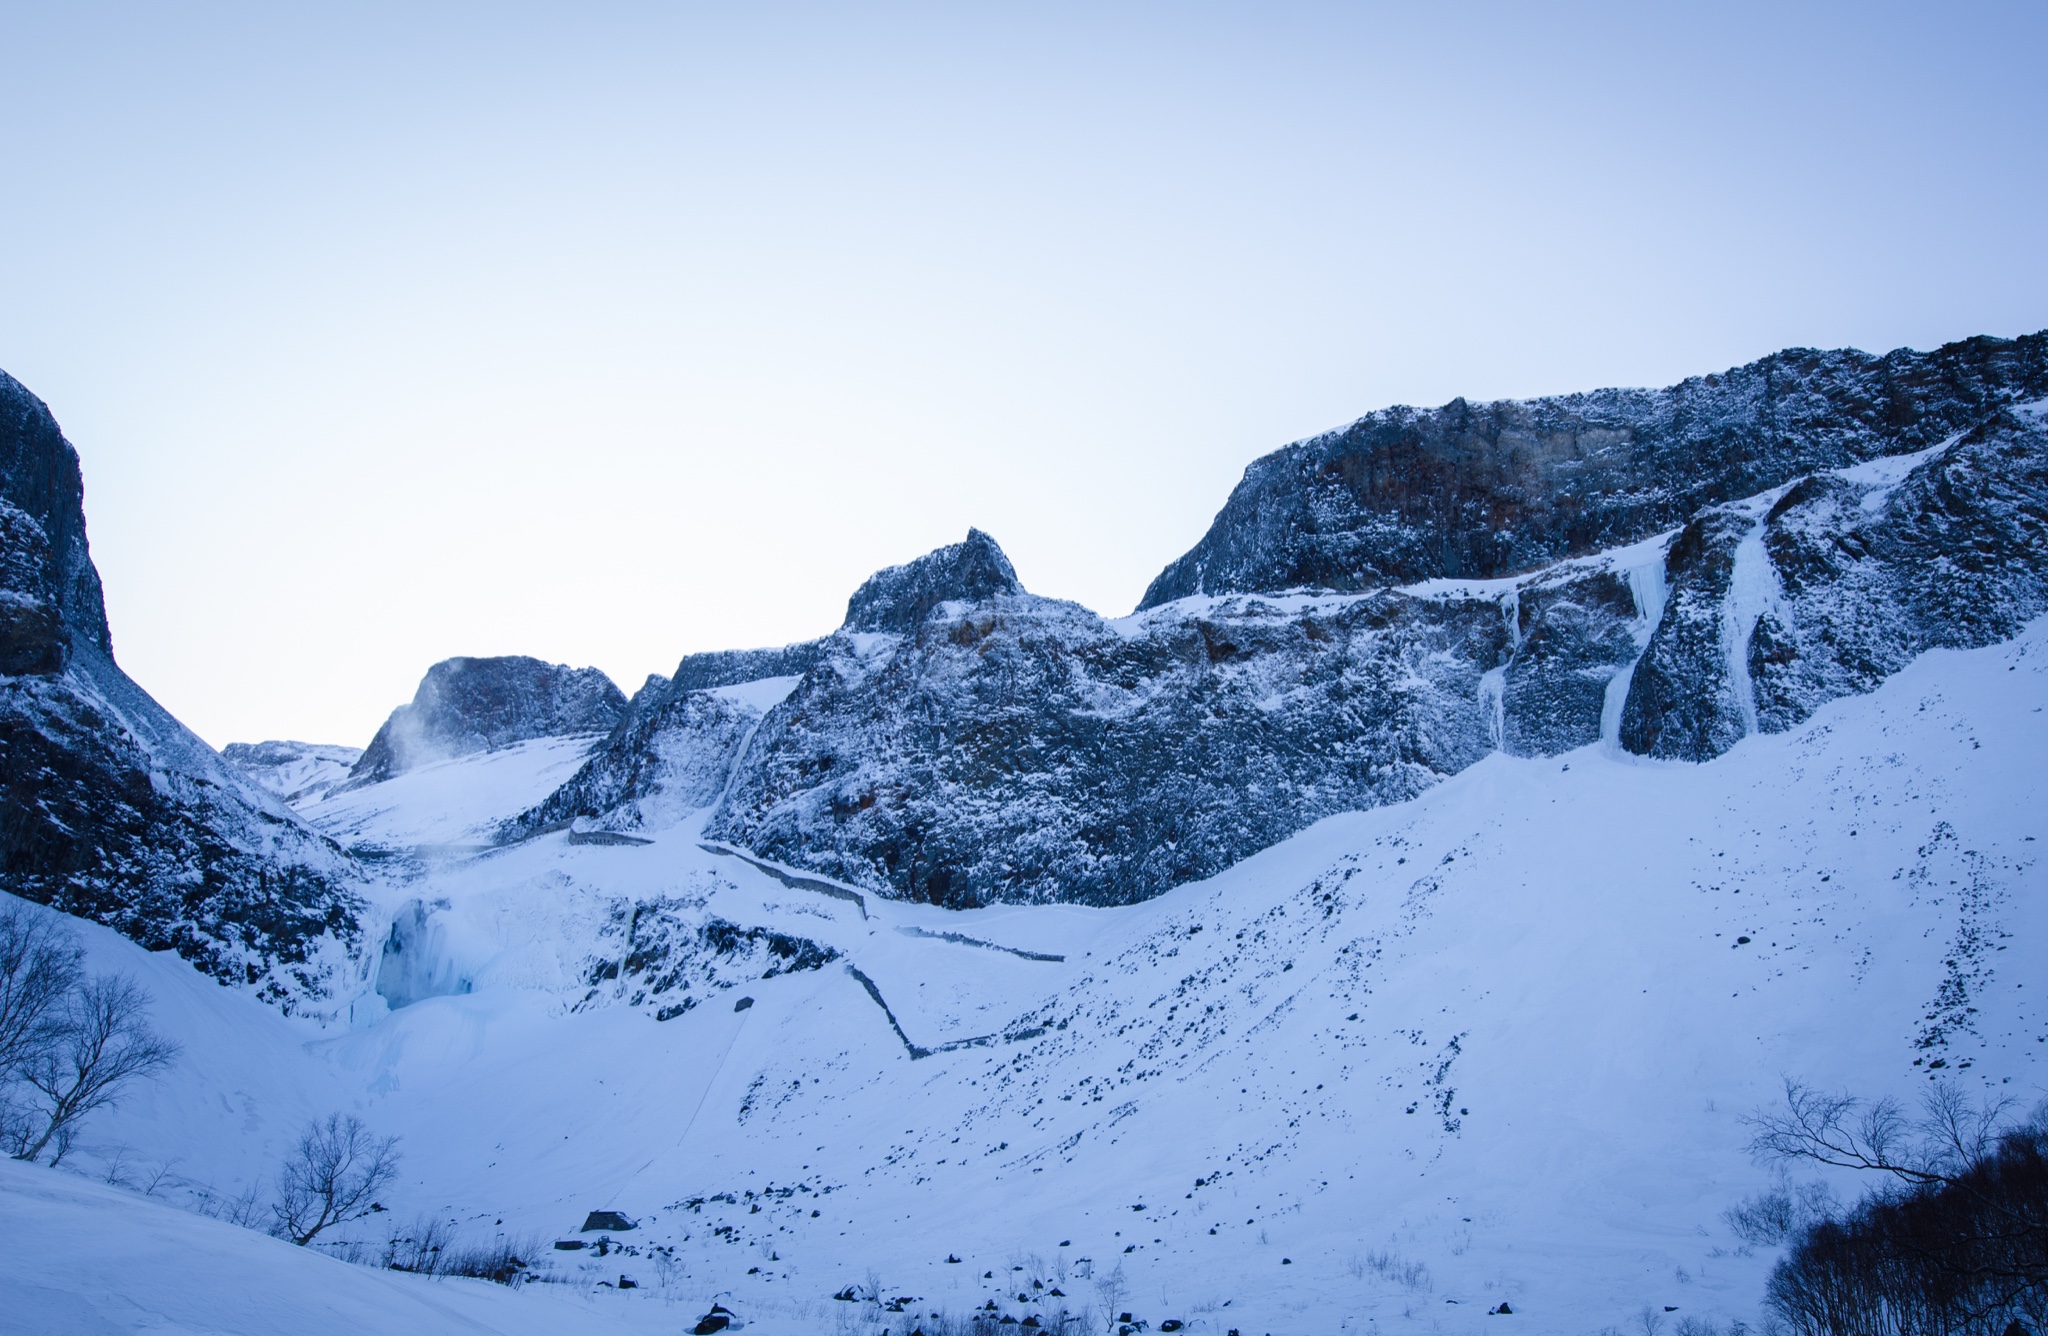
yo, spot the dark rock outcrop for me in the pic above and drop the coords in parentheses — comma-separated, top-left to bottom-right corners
(1500, 566, 1645, 756)
(502, 685, 765, 839)
(0, 499, 70, 677)
(578, 900, 838, 1020)
(0, 370, 361, 1010)
(348, 655, 626, 786)
(701, 532, 1522, 906)
(1623, 412, 2048, 758)
(0, 372, 111, 654)
(843, 528, 1021, 633)
(1143, 332, 2048, 607)
(1617, 507, 1756, 760)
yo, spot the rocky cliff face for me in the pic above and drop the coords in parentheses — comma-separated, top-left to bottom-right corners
(1621, 409, 2048, 759)
(1142, 333, 2047, 607)
(526, 527, 1659, 907)
(842, 528, 1021, 633)
(347, 655, 626, 786)
(704, 580, 1514, 906)
(520, 334, 2047, 912)
(0, 370, 361, 1011)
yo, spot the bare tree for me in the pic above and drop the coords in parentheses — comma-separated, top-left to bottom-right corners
(1747, 1077, 2015, 1188)
(1093, 1262, 1127, 1335)
(274, 1113, 401, 1246)
(1747, 1079, 2048, 1333)
(0, 900, 82, 1074)
(11, 974, 178, 1164)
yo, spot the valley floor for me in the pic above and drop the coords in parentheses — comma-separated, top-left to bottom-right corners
(7, 621, 2048, 1335)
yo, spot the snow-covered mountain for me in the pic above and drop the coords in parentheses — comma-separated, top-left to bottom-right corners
(2, 332, 2045, 1333)
(0, 371, 361, 1013)
(1141, 333, 2046, 605)
(525, 385, 2048, 909)
(221, 740, 363, 807)
(7, 608, 2044, 1334)
(345, 656, 627, 789)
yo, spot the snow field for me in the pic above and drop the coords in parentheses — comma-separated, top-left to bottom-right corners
(6, 619, 2045, 1333)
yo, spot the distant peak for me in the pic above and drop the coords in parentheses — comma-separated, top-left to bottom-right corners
(843, 529, 1023, 634)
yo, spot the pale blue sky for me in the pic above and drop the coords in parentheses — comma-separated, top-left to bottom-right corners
(2, 2, 2043, 747)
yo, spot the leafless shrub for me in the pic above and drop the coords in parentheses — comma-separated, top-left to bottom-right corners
(1673, 1317, 1746, 1336)
(905, 1312, 1012, 1336)
(652, 1247, 683, 1297)
(273, 1113, 401, 1246)
(376, 1216, 539, 1286)
(437, 1235, 539, 1286)
(383, 1214, 453, 1273)
(194, 1177, 268, 1228)
(0, 901, 81, 1074)
(9, 974, 178, 1163)
(1726, 1175, 1836, 1247)
(1362, 1248, 1430, 1291)
(137, 1157, 182, 1197)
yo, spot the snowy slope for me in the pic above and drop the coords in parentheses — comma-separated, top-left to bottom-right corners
(222, 739, 364, 807)
(11, 617, 2044, 1334)
(0, 1157, 681, 1336)
(299, 734, 602, 852)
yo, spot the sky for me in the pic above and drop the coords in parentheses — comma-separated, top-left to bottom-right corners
(2, 2, 2044, 750)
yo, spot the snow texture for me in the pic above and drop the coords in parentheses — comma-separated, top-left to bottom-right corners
(6, 615, 2045, 1334)
(222, 739, 363, 807)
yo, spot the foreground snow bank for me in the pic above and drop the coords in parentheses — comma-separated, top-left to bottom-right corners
(0, 1156, 672, 1336)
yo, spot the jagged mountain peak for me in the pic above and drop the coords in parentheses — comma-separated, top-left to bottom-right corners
(842, 527, 1023, 634)
(347, 654, 627, 787)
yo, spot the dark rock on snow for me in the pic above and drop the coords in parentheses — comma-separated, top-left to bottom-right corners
(347, 654, 625, 786)
(668, 639, 830, 694)
(500, 673, 765, 841)
(578, 901, 837, 1019)
(0, 369, 361, 1010)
